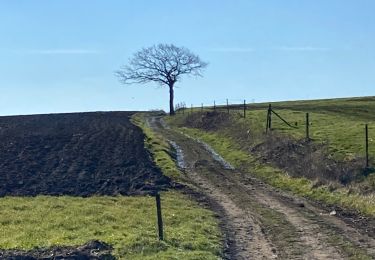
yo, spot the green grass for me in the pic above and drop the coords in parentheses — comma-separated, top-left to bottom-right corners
(0, 192, 221, 259)
(248, 96, 375, 121)
(223, 96, 375, 160)
(244, 111, 374, 161)
(132, 113, 182, 181)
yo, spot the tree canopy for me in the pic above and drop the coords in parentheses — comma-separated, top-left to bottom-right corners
(116, 44, 207, 115)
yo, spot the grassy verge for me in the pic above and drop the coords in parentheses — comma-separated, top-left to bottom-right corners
(166, 114, 375, 217)
(131, 112, 222, 258)
(0, 193, 221, 259)
(132, 112, 182, 181)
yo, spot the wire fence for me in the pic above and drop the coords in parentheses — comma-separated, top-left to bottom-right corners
(175, 100, 372, 169)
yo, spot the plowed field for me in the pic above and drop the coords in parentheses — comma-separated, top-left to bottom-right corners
(0, 112, 170, 196)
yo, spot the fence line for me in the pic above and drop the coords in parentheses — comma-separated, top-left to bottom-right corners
(175, 100, 372, 168)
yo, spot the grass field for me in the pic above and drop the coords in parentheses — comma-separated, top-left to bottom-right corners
(232, 96, 375, 160)
(0, 192, 221, 259)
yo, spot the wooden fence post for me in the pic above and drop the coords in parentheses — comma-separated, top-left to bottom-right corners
(155, 193, 164, 240)
(266, 104, 271, 133)
(268, 104, 272, 130)
(191, 104, 193, 114)
(366, 124, 369, 168)
(243, 100, 246, 118)
(266, 107, 269, 133)
(306, 113, 310, 140)
(226, 99, 229, 114)
(214, 100, 216, 111)
(201, 103, 203, 112)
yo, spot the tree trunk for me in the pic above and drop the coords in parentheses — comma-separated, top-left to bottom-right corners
(169, 84, 175, 115)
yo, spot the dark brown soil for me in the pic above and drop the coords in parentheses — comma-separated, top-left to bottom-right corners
(0, 240, 114, 259)
(183, 111, 232, 131)
(0, 112, 171, 196)
(251, 133, 366, 185)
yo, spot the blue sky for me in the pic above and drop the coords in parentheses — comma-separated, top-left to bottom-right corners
(0, 0, 374, 115)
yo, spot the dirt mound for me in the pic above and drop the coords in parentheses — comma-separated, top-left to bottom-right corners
(0, 240, 114, 259)
(251, 133, 365, 185)
(183, 111, 232, 131)
(0, 112, 171, 196)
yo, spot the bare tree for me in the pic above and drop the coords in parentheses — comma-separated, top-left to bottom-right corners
(116, 44, 207, 115)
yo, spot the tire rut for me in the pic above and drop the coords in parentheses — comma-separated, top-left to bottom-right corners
(188, 159, 276, 259)
(241, 174, 375, 256)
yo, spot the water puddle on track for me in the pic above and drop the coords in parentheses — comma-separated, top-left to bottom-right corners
(168, 140, 186, 169)
(180, 131, 234, 170)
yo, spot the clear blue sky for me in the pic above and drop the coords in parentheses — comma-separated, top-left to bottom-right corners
(1, 0, 374, 115)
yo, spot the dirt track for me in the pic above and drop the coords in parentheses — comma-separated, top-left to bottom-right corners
(150, 115, 375, 260)
(0, 112, 170, 196)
